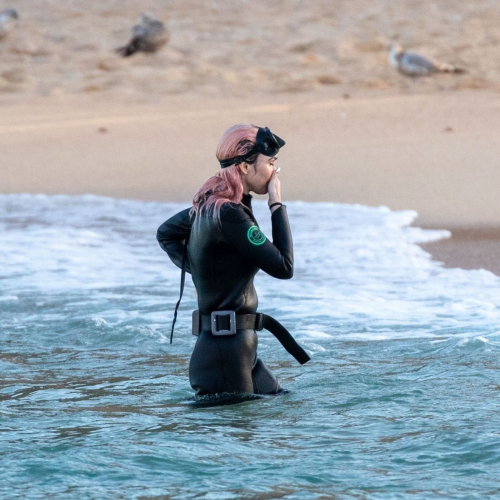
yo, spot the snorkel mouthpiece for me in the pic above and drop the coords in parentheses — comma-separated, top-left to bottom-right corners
(219, 126, 285, 168)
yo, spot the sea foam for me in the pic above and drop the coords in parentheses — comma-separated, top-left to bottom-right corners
(1, 194, 499, 344)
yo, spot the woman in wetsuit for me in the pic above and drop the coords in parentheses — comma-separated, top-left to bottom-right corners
(157, 124, 309, 396)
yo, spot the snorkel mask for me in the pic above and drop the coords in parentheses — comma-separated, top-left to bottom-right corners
(219, 127, 286, 169)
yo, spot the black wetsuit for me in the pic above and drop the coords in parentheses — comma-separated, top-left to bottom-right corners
(157, 194, 294, 396)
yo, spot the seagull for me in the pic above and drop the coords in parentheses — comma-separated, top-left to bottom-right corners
(116, 13, 169, 57)
(0, 8, 19, 40)
(389, 43, 466, 81)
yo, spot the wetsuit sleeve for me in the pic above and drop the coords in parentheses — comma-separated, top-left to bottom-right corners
(156, 208, 193, 273)
(220, 205, 293, 279)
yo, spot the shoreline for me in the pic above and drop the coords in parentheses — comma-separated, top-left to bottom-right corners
(4, 189, 499, 277)
(419, 226, 500, 276)
(2, 90, 500, 277)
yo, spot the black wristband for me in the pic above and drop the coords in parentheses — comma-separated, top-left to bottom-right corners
(269, 202, 283, 210)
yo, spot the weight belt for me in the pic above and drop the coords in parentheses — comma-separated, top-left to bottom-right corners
(192, 310, 311, 365)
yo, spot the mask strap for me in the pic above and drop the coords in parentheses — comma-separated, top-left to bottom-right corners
(170, 229, 190, 344)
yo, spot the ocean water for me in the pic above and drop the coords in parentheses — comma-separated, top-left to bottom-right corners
(1, 194, 499, 499)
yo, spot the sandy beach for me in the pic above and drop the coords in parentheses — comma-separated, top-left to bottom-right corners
(1, 0, 500, 274)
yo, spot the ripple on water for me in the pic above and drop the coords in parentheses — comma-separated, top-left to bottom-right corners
(1, 195, 500, 498)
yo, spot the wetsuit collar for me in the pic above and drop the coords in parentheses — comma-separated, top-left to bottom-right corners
(242, 193, 253, 210)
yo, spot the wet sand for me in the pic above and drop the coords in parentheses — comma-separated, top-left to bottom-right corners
(420, 227, 500, 276)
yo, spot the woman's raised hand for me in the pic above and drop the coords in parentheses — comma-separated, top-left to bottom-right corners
(268, 170, 282, 209)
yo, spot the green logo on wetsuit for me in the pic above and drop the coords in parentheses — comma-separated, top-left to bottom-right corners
(247, 225, 266, 246)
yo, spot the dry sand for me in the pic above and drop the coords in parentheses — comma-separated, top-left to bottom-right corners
(1, 0, 499, 98)
(1, 0, 500, 274)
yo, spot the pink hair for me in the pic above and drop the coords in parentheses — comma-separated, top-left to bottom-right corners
(191, 124, 258, 219)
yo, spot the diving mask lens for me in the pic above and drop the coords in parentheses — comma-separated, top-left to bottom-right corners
(256, 127, 285, 157)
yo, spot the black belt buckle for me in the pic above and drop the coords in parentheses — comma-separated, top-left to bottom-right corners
(255, 313, 264, 331)
(211, 311, 236, 336)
